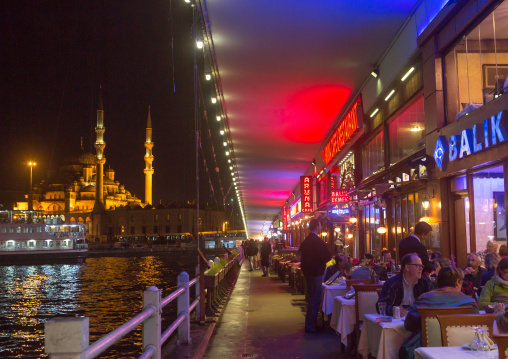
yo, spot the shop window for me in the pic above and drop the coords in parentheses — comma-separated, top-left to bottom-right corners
(445, 1, 508, 122)
(362, 131, 384, 179)
(473, 165, 505, 251)
(388, 96, 425, 165)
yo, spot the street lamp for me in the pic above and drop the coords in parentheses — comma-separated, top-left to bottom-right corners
(28, 161, 36, 211)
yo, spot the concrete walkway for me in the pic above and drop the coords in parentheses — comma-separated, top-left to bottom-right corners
(202, 261, 353, 359)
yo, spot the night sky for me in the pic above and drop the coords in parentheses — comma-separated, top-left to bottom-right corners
(1, 1, 225, 209)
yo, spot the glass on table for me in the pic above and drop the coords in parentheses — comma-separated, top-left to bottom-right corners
(378, 302, 386, 316)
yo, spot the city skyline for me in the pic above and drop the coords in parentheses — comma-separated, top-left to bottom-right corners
(1, 1, 219, 207)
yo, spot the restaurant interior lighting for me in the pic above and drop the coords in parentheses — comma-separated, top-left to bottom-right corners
(229, 166, 233, 170)
(384, 90, 395, 101)
(196, 38, 204, 49)
(410, 124, 423, 132)
(370, 108, 379, 118)
(321, 231, 328, 237)
(220, 130, 224, 135)
(422, 199, 430, 210)
(401, 67, 415, 81)
(225, 151, 230, 156)
(228, 159, 231, 163)
(377, 226, 387, 234)
(216, 115, 221, 121)
(349, 217, 357, 224)
(211, 97, 217, 104)
(371, 68, 379, 78)
(205, 72, 211, 81)
(347, 234, 353, 239)
(223, 142, 227, 146)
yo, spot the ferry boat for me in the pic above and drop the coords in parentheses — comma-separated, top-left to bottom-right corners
(0, 210, 88, 263)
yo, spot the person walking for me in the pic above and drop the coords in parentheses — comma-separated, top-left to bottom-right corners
(247, 238, 258, 271)
(260, 236, 272, 277)
(299, 218, 332, 333)
(399, 221, 433, 274)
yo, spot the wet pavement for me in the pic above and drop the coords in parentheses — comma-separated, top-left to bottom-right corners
(202, 261, 353, 359)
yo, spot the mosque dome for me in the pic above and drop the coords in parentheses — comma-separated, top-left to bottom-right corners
(81, 185, 95, 192)
(64, 149, 96, 166)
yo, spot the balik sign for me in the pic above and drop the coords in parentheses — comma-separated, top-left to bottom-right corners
(331, 190, 349, 204)
(434, 111, 508, 171)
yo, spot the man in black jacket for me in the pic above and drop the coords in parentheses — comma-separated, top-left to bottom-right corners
(246, 238, 259, 271)
(260, 236, 272, 277)
(299, 218, 332, 333)
(399, 221, 433, 274)
(377, 253, 431, 316)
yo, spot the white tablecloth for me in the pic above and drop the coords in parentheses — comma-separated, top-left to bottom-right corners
(321, 283, 347, 317)
(357, 314, 411, 359)
(415, 346, 498, 359)
(330, 296, 356, 344)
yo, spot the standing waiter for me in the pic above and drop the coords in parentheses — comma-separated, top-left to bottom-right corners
(399, 221, 433, 274)
(299, 218, 332, 333)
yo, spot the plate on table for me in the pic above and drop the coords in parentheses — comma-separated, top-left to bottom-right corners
(461, 343, 498, 351)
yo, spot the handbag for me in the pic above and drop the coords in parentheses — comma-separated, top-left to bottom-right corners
(399, 332, 422, 359)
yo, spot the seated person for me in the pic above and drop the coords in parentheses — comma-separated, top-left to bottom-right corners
(479, 256, 508, 309)
(372, 250, 396, 281)
(462, 253, 486, 295)
(404, 266, 478, 333)
(324, 254, 350, 282)
(351, 253, 374, 280)
(478, 252, 501, 296)
(377, 254, 431, 316)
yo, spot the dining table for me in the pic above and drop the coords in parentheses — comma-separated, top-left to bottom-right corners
(414, 346, 498, 359)
(321, 283, 348, 319)
(357, 314, 411, 359)
(330, 296, 356, 345)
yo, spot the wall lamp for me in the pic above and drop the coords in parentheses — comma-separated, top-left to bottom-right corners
(371, 67, 379, 78)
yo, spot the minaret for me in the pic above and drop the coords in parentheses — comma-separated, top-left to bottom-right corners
(94, 86, 106, 210)
(144, 106, 154, 205)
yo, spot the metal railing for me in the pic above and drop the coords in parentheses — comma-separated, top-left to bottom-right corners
(44, 271, 200, 359)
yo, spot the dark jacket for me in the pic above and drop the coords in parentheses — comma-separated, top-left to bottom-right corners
(298, 232, 332, 277)
(260, 241, 271, 260)
(398, 235, 432, 273)
(477, 268, 496, 296)
(462, 266, 487, 294)
(377, 273, 431, 316)
(247, 240, 259, 256)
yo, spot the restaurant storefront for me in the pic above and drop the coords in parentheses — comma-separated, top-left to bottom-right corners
(420, 0, 508, 267)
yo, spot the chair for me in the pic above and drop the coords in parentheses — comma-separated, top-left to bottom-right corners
(418, 306, 472, 347)
(353, 284, 383, 348)
(437, 313, 496, 346)
(493, 320, 508, 359)
(376, 288, 382, 298)
(346, 279, 372, 291)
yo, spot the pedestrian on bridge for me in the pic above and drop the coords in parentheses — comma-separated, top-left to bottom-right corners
(260, 236, 272, 277)
(247, 238, 259, 271)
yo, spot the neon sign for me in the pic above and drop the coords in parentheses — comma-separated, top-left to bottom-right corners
(331, 190, 349, 204)
(282, 206, 287, 231)
(301, 176, 313, 213)
(434, 111, 508, 171)
(322, 99, 360, 165)
(290, 199, 301, 218)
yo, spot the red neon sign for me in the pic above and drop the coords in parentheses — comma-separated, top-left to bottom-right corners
(331, 190, 349, 204)
(322, 99, 360, 165)
(301, 176, 313, 213)
(282, 206, 287, 231)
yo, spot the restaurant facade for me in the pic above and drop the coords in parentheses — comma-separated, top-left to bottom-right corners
(275, 0, 508, 268)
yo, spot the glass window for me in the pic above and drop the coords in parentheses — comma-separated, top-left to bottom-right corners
(362, 131, 384, 178)
(389, 96, 425, 165)
(445, 1, 508, 122)
(473, 165, 505, 251)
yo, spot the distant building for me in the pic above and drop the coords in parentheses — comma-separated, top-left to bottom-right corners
(14, 88, 226, 244)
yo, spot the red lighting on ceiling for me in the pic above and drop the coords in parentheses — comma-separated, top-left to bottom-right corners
(284, 85, 351, 144)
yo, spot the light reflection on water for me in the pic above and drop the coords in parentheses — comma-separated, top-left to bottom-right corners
(0, 254, 197, 358)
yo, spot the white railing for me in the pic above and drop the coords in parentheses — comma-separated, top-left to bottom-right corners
(44, 271, 200, 359)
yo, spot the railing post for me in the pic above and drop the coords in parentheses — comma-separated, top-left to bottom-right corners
(143, 286, 161, 359)
(177, 271, 190, 345)
(195, 264, 201, 321)
(45, 317, 89, 359)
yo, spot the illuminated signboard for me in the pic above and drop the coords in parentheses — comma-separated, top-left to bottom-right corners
(331, 190, 349, 204)
(282, 206, 287, 231)
(322, 99, 361, 165)
(301, 176, 313, 213)
(290, 199, 301, 218)
(330, 175, 337, 190)
(433, 111, 508, 171)
(331, 206, 350, 216)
